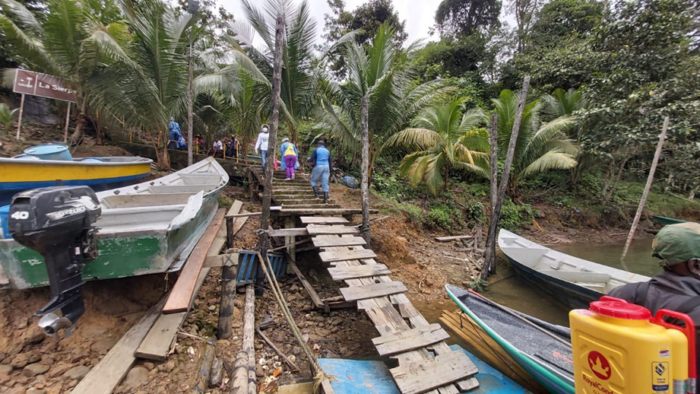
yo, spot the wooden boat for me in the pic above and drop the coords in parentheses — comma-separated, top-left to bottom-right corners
(498, 229, 649, 309)
(0, 144, 152, 205)
(0, 157, 228, 289)
(652, 215, 687, 226)
(446, 284, 575, 394)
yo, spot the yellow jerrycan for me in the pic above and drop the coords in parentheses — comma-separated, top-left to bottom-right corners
(570, 296, 696, 394)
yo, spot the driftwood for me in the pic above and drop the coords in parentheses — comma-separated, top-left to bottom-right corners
(210, 357, 224, 388)
(194, 339, 216, 394)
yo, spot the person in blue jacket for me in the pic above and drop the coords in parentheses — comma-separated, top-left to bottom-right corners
(307, 140, 331, 203)
(168, 117, 181, 150)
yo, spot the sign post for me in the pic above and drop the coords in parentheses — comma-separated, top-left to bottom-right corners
(63, 103, 71, 143)
(16, 94, 25, 140)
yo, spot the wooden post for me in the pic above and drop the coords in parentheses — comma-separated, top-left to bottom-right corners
(360, 94, 371, 247)
(621, 116, 669, 262)
(230, 351, 249, 394)
(285, 216, 296, 261)
(484, 114, 499, 273)
(257, 14, 285, 294)
(210, 357, 224, 388)
(63, 102, 71, 143)
(217, 262, 237, 339)
(482, 76, 530, 279)
(194, 338, 216, 393)
(15, 94, 25, 140)
(226, 216, 234, 250)
(243, 284, 256, 394)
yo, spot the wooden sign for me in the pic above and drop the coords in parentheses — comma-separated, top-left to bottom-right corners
(13, 69, 76, 102)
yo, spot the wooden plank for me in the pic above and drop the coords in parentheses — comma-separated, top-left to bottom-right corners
(71, 294, 167, 394)
(372, 324, 450, 356)
(204, 253, 238, 268)
(390, 351, 478, 394)
(312, 236, 366, 248)
(300, 216, 349, 224)
(435, 235, 474, 242)
(327, 264, 391, 281)
(307, 225, 360, 235)
(319, 249, 376, 263)
(272, 208, 375, 217)
(339, 281, 407, 302)
(268, 228, 309, 237)
(163, 208, 226, 314)
(288, 260, 326, 310)
(134, 312, 184, 361)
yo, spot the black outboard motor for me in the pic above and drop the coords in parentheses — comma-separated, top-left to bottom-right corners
(8, 186, 101, 335)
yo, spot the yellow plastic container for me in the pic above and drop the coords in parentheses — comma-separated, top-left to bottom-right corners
(570, 299, 689, 394)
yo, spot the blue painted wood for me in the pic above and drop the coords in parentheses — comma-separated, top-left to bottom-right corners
(236, 250, 287, 285)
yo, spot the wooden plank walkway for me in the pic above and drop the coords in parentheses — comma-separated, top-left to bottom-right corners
(299, 221, 480, 393)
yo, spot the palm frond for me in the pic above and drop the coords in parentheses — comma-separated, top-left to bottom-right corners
(519, 150, 577, 177)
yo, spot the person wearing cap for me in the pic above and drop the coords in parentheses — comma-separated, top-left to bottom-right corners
(279, 137, 299, 180)
(255, 124, 270, 168)
(307, 140, 331, 203)
(608, 222, 700, 388)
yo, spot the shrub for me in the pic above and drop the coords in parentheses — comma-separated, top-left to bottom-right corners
(500, 199, 537, 231)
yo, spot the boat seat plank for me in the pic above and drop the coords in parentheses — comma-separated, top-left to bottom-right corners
(319, 249, 377, 263)
(148, 185, 218, 194)
(313, 236, 366, 248)
(390, 351, 478, 394)
(300, 216, 349, 224)
(163, 209, 225, 314)
(540, 270, 611, 283)
(339, 281, 407, 302)
(307, 225, 360, 235)
(372, 324, 450, 356)
(328, 264, 391, 281)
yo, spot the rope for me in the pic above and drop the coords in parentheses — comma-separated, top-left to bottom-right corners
(256, 252, 333, 392)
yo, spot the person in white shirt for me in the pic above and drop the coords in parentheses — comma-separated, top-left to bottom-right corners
(213, 139, 223, 151)
(255, 124, 270, 168)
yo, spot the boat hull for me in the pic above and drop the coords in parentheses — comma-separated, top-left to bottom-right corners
(0, 158, 152, 205)
(651, 215, 687, 226)
(507, 257, 602, 310)
(0, 194, 219, 289)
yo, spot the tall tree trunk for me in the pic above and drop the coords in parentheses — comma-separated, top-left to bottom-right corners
(256, 14, 285, 295)
(187, 38, 194, 166)
(160, 130, 171, 170)
(482, 76, 530, 280)
(621, 116, 669, 262)
(360, 94, 371, 246)
(69, 98, 88, 146)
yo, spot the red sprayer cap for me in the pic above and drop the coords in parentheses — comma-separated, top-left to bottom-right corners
(590, 299, 652, 320)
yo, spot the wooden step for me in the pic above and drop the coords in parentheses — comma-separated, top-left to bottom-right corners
(301, 217, 349, 225)
(283, 204, 342, 209)
(390, 351, 478, 394)
(328, 264, 391, 281)
(319, 249, 376, 263)
(276, 199, 336, 205)
(372, 324, 450, 356)
(307, 225, 360, 235)
(339, 281, 407, 302)
(312, 236, 365, 248)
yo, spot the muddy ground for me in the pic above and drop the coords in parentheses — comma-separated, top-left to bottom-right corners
(0, 136, 660, 393)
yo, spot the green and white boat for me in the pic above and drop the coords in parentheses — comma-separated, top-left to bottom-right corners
(0, 157, 228, 289)
(651, 215, 688, 226)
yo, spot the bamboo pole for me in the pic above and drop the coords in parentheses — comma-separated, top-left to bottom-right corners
(243, 284, 256, 394)
(230, 351, 249, 394)
(482, 76, 530, 279)
(621, 116, 669, 263)
(63, 103, 71, 143)
(15, 94, 25, 140)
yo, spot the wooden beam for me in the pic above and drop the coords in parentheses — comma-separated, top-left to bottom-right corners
(435, 235, 474, 242)
(268, 228, 308, 237)
(390, 351, 478, 394)
(226, 201, 243, 248)
(227, 212, 262, 218)
(312, 236, 366, 248)
(327, 264, 391, 281)
(307, 225, 360, 235)
(339, 281, 407, 302)
(319, 249, 376, 263)
(204, 253, 239, 268)
(71, 294, 167, 394)
(163, 209, 226, 314)
(372, 324, 450, 356)
(288, 259, 327, 312)
(300, 216, 349, 225)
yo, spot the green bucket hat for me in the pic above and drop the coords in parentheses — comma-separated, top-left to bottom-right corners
(653, 222, 700, 266)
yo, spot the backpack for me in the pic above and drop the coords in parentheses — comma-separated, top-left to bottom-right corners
(284, 143, 296, 156)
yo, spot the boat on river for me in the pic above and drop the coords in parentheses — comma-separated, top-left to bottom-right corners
(0, 143, 152, 206)
(652, 215, 688, 226)
(0, 157, 228, 289)
(498, 229, 650, 309)
(445, 284, 575, 394)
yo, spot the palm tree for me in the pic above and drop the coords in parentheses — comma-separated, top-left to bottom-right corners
(490, 89, 578, 197)
(541, 87, 593, 187)
(230, 0, 319, 143)
(0, 0, 131, 143)
(385, 98, 490, 195)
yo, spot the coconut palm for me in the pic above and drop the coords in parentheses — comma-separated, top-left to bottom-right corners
(0, 103, 18, 134)
(0, 0, 131, 143)
(385, 98, 490, 195)
(490, 89, 579, 196)
(230, 0, 319, 143)
(541, 87, 594, 187)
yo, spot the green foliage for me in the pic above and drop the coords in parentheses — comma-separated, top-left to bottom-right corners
(426, 202, 463, 230)
(464, 201, 485, 223)
(434, 0, 501, 37)
(500, 199, 537, 230)
(529, 0, 603, 49)
(0, 103, 18, 133)
(372, 170, 419, 201)
(413, 37, 487, 82)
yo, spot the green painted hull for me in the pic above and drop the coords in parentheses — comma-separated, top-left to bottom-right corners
(651, 215, 687, 226)
(0, 195, 219, 289)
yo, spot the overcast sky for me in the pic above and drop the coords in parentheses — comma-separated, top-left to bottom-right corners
(217, 0, 441, 45)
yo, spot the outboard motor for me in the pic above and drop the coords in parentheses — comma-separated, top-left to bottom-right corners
(8, 186, 101, 336)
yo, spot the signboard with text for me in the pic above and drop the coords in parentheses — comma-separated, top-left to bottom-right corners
(13, 69, 77, 102)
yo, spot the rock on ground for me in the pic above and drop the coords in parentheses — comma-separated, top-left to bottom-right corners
(63, 365, 91, 380)
(123, 366, 149, 389)
(22, 363, 49, 377)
